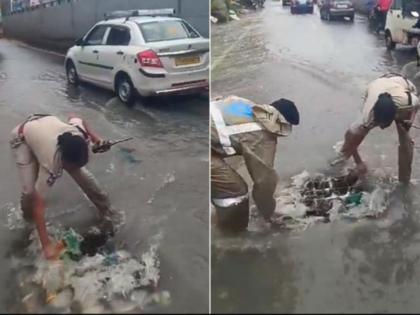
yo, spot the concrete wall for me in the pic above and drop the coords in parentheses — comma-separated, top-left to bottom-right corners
(2, 0, 209, 52)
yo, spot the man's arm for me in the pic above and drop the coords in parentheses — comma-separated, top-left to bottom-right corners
(32, 190, 65, 259)
(34, 172, 65, 260)
(67, 114, 102, 144)
(338, 124, 370, 174)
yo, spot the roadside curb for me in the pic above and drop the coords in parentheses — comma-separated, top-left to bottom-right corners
(6, 38, 66, 58)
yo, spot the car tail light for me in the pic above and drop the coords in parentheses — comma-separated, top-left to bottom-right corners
(137, 50, 163, 68)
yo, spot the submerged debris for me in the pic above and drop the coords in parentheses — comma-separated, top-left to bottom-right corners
(11, 227, 168, 313)
(273, 170, 391, 228)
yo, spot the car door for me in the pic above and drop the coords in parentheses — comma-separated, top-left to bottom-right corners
(98, 25, 132, 87)
(387, 0, 405, 43)
(76, 25, 110, 83)
(401, 0, 420, 33)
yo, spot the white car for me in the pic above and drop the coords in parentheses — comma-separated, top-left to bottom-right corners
(384, 0, 420, 50)
(65, 9, 209, 104)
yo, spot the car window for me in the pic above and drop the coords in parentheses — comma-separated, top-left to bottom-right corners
(138, 20, 199, 43)
(183, 22, 200, 39)
(403, 0, 420, 15)
(392, 0, 403, 9)
(106, 27, 131, 46)
(85, 25, 108, 45)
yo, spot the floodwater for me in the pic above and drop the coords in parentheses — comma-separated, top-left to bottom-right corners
(212, 1, 420, 313)
(0, 38, 209, 313)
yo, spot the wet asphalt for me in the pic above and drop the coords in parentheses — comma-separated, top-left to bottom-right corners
(212, 1, 420, 313)
(0, 38, 209, 313)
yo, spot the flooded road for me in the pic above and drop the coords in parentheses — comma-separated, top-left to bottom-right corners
(0, 38, 209, 313)
(212, 1, 420, 313)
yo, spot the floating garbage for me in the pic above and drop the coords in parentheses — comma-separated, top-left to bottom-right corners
(273, 170, 391, 228)
(12, 227, 166, 313)
(229, 10, 240, 20)
(61, 228, 83, 261)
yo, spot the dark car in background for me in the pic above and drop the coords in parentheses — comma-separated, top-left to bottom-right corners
(283, 0, 292, 6)
(320, 0, 354, 21)
(291, 0, 314, 14)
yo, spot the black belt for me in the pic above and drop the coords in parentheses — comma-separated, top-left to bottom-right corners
(407, 91, 412, 106)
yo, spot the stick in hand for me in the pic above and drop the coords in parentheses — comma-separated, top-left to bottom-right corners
(92, 137, 133, 153)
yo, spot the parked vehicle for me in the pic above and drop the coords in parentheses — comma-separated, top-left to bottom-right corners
(384, 0, 420, 50)
(291, 0, 314, 14)
(256, 0, 266, 8)
(240, 0, 265, 9)
(283, 0, 292, 6)
(65, 9, 209, 104)
(320, 0, 355, 21)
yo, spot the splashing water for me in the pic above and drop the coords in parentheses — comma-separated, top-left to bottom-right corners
(10, 226, 169, 313)
(270, 170, 393, 231)
(147, 172, 176, 205)
(3, 202, 27, 231)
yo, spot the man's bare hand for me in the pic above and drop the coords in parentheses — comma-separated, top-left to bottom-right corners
(44, 241, 66, 260)
(92, 139, 112, 153)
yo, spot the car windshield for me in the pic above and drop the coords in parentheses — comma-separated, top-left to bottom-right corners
(404, 0, 420, 15)
(138, 20, 199, 43)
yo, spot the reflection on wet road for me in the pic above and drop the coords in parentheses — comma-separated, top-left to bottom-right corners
(212, 1, 420, 313)
(0, 38, 208, 313)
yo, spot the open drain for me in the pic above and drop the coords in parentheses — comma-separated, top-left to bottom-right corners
(298, 171, 365, 220)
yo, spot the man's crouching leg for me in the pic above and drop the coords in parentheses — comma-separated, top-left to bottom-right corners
(211, 152, 250, 233)
(396, 122, 414, 185)
(213, 196, 249, 233)
(67, 167, 115, 236)
(21, 192, 34, 222)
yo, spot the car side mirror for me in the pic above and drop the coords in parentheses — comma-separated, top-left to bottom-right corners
(75, 38, 84, 46)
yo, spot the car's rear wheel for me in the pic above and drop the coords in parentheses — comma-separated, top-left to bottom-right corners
(385, 32, 396, 50)
(116, 74, 135, 105)
(66, 61, 79, 85)
(349, 14, 354, 22)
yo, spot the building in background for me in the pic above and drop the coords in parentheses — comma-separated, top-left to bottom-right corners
(0, 3, 3, 37)
(10, 0, 26, 12)
(29, 0, 40, 7)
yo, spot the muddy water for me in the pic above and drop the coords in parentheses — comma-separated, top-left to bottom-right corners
(212, 1, 420, 312)
(0, 38, 209, 313)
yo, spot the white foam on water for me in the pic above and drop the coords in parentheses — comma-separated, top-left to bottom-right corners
(333, 140, 344, 154)
(147, 172, 176, 205)
(2, 202, 27, 231)
(12, 227, 168, 313)
(106, 163, 115, 174)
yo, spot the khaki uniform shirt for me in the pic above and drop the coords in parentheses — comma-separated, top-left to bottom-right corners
(211, 95, 291, 159)
(23, 116, 87, 195)
(352, 74, 419, 132)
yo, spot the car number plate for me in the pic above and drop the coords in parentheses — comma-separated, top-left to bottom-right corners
(337, 4, 347, 8)
(175, 55, 200, 66)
